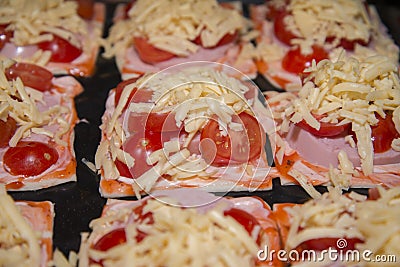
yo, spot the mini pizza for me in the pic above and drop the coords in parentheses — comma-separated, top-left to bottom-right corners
(102, 0, 258, 80)
(0, 185, 54, 267)
(273, 186, 400, 266)
(0, 58, 82, 191)
(78, 189, 282, 267)
(0, 0, 105, 77)
(95, 65, 277, 197)
(250, 0, 399, 91)
(264, 53, 400, 197)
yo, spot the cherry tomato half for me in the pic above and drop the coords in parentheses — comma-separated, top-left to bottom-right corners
(273, 11, 299, 46)
(76, 0, 94, 20)
(194, 31, 238, 48)
(92, 228, 127, 252)
(122, 131, 163, 178)
(38, 34, 83, 63)
(0, 117, 17, 148)
(371, 114, 399, 153)
(282, 45, 329, 74)
(114, 77, 153, 110)
(5, 62, 53, 92)
(133, 37, 175, 64)
(127, 111, 181, 133)
(3, 141, 59, 177)
(0, 24, 13, 50)
(200, 112, 264, 165)
(224, 208, 263, 244)
(295, 114, 350, 137)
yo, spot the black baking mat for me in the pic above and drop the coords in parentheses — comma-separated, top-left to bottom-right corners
(8, 0, 397, 256)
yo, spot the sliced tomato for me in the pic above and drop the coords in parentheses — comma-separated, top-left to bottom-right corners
(114, 77, 153, 110)
(298, 237, 363, 252)
(3, 141, 59, 177)
(92, 228, 127, 251)
(0, 117, 17, 148)
(37, 34, 83, 63)
(76, 0, 94, 20)
(266, 1, 288, 20)
(224, 208, 263, 244)
(282, 45, 329, 74)
(133, 37, 175, 64)
(194, 31, 238, 48)
(5, 62, 53, 91)
(371, 114, 399, 153)
(200, 112, 264, 165)
(123, 1, 136, 19)
(122, 131, 163, 178)
(296, 114, 350, 137)
(0, 24, 13, 50)
(127, 111, 181, 133)
(273, 11, 299, 46)
(326, 36, 370, 51)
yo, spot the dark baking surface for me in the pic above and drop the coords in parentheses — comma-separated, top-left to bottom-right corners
(9, 0, 399, 256)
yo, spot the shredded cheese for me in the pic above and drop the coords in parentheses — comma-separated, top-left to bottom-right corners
(80, 198, 261, 267)
(0, 59, 71, 147)
(278, 53, 400, 176)
(103, 0, 251, 58)
(0, 185, 41, 266)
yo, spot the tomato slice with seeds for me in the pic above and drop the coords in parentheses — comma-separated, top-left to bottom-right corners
(0, 117, 17, 148)
(5, 62, 53, 92)
(282, 45, 329, 74)
(38, 34, 83, 63)
(200, 112, 264, 165)
(122, 131, 163, 178)
(3, 141, 59, 177)
(133, 37, 175, 64)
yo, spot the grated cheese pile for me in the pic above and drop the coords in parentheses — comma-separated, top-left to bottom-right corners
(79, 198, 261, 267)
(0, 0, 89, 64)
(0, 185, 41, 267)
(286, 186, 400, 267)
(279, 53, 400, 176)
(103, 0, 250, 58)
(256, 0, 399, 76)
(0, 58, 71, 147)
(96, 67, 259, 193)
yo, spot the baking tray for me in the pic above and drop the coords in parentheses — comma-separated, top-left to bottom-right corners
(9, 0, 399, 256)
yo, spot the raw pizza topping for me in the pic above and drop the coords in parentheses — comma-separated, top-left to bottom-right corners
(283, 186, 400, 266)
(78, 190, 275, 267)
(252, 0, 399, 90)
(0, 185, 54, 267)
(0, 58, 81, 190)
(265, 53, 400, 191)
(0, 0, 104, 76)
(95, 66, 271, 197)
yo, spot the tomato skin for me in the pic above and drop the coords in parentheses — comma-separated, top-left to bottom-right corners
(76, 0, 94, 20)
(296, 115, 350, 137)
(282, 45, 329, 74)
(114, 77, 153, 110)
(0, 24, 13, 50)
(194, 31, 238, 48)
(200, 112, 264, 165)
(3, 141, 59, 177)
(37, 34, 82, 63)
(224, 208, 263, 244)
(371, 114, 399, 153)
(5, 62, 53, 92)
(266, 1, 288, 20)
(92, 228, 127, 252)
(298, 237, 363, 252)
(273, 11, 299, 46)
(122, 131, 163, 178)
(0, 117, 17, 148)
(133, 37, 175, 64)
(127, 111, 181, 133)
